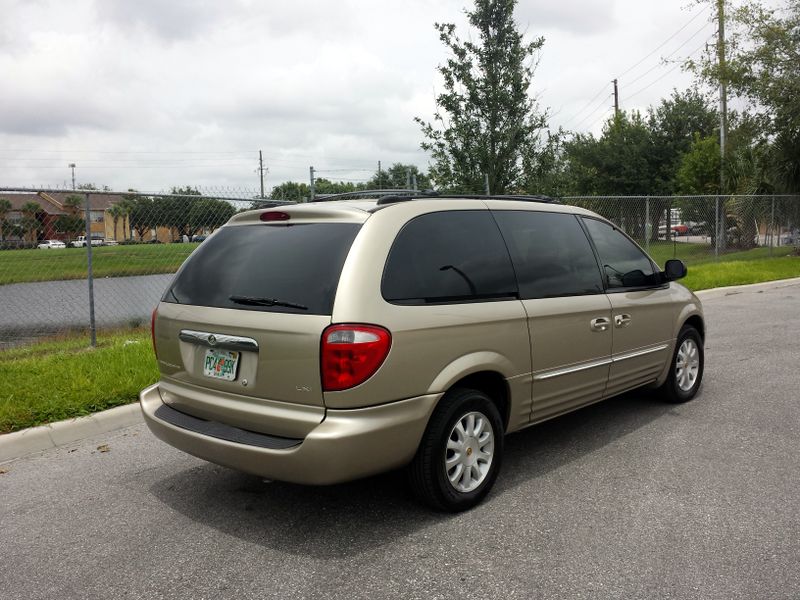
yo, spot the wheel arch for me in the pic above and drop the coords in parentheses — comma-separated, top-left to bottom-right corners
(444, 371, 511, 432)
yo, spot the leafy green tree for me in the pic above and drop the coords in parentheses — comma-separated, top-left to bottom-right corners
(129, 197, 156, 241)
(269, 182, 310, 202)
(366, 163, 432, 190)
(54, 215, 87, 240)
(160, 186, 202, 240)
(417, 0, 548, 193)
(187, 198, 236, 234)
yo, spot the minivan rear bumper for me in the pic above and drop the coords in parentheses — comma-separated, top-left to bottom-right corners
(140, 383, 440, 485)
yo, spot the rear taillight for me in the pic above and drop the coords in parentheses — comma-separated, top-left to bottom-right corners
(321, 324, 391, 391)
(151, 307, 158, 358)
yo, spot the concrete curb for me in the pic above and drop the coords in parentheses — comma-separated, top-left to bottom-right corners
(694, 276, 800, 299)
(2, 276, 800, 464)
(0, 403, 143, 463)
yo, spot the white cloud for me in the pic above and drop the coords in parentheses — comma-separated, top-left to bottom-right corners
(0, 0, 712, 193)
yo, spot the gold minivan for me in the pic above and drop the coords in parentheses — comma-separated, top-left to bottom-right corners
(140, 193, 704, 511)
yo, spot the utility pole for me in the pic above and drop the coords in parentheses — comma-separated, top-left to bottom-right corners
(309, 166, 315, 202)
(377, 161, 382, 188)
(717, 0, 728, 251)
(612, 79, 619, 117)
(68, 163, 76, 189)
(412, 174, 418, 191)
(258, 150, 266, 198)
(406, 169, 412, 190)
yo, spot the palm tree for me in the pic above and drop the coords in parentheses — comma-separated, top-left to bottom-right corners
(63, 194, 83, 215)
(21, 201, 41, 243)
(0, 198, 11, 242)
(107, 204, 124, 242)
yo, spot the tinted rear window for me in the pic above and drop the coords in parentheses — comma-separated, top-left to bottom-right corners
(164, 223, 361, 315)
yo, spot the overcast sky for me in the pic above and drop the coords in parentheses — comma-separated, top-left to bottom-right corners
(0, 0, 720, 195)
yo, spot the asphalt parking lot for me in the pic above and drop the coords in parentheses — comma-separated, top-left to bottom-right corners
(1, 280, 799, 600)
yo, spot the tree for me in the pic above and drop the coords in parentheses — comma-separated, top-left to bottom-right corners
(21, 201, 41, 242)
(54, 215, 86, 240)
(269, 181, 310, 202)
(417, 0, 548, 193)
(0, 198, 11, 242)
(129, 196, 156, 241)
(366, 163, 432, 190)
(107, 204, 126, 242)
(187, 198, 236, 234)
(161, 186, 202, 240)
(688, 0, 800, 193)
(63, 194, 84, 215)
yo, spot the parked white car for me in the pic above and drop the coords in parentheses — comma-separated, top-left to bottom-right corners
(37, 240, 66, 249)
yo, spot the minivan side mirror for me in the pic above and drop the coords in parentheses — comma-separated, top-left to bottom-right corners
(663, 259, 687, 281)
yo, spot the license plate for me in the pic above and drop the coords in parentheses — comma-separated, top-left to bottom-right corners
(203, 349, 239, 381)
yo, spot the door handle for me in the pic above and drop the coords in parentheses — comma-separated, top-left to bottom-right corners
(614, 314, 632, 328)
(590, 317, 610, 332)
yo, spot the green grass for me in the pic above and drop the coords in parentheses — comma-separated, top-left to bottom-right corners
(683, 256, 800, 290)
(0, 330, 158, 433)
(0, 243, 197, 285)
(644, 241, 800, 289)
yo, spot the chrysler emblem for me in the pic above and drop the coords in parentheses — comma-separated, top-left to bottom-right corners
(207, 334, 217, 346)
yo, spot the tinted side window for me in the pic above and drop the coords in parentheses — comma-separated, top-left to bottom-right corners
(582, 218, 659, 289)
(382, 211, 517, 304)
(493, 211, 603, 299)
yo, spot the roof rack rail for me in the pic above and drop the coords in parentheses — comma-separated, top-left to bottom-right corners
(310, 189, 428, 202)
(374, 194, 557, 206)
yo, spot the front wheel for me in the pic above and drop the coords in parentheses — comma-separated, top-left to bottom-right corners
(659, 325, 704, 403)
(408, 388, 504, 512)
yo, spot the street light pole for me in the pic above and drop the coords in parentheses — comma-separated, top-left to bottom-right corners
(68, 163, 76, 190)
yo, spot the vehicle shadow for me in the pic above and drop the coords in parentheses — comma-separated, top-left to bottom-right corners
(149, 391, 678, 558)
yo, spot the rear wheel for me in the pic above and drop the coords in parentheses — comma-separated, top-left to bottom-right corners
(659, 325, 704, 403)
(408, 388, 503, 512)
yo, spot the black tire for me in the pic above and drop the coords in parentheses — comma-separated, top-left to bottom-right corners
(408, 388, 504, 512)
(659, 325, 704, 403)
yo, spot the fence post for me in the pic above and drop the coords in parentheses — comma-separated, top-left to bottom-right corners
(645, 196, 650, 254)
(84, 192, 97, 347)
(714, 196, 720, 259)
(770, 195, 775, 256)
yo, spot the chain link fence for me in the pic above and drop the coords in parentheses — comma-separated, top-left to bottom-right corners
(1, 187, 798, 348)
(0, 186, 280, 348)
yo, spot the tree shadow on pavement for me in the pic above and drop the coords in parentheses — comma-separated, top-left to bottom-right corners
(149, 391, 678, 558)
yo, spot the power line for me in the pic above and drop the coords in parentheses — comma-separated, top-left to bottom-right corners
(625, 37, 713, 102)
(616, 4, 711, 79)
(571, 92, 614, 131)
(561, 84, 611, 128)
(623, 20, 713, 88)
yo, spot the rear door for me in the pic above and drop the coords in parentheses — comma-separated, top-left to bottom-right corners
(153, 215, 363, 434)
(492, 210, 612, 423)
(581, 218, 675, 397)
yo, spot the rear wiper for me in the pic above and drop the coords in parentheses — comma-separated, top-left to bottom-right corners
(229, 295, 308, 310)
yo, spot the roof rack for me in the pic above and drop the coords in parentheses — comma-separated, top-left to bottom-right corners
(310, 189, 429, 202)
(374, 194, 557, 206)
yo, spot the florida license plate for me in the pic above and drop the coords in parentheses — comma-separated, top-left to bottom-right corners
(203, 349, 239, 381)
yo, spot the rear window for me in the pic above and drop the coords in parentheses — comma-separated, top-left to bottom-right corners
(163, 223, 361, 315)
